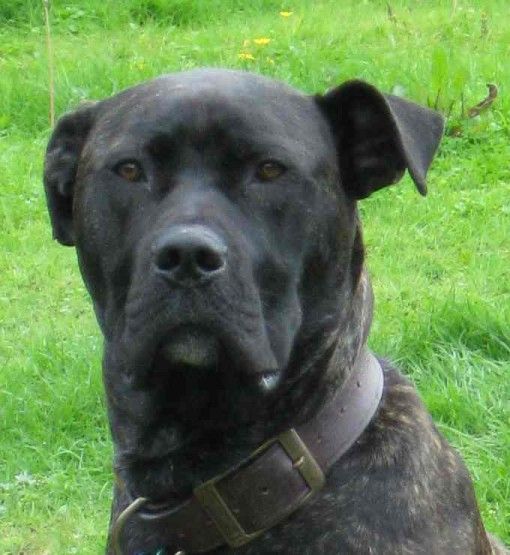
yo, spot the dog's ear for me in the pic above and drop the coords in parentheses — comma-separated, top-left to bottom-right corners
(316, 80, 444, 199)
(43, 102, 98, 246)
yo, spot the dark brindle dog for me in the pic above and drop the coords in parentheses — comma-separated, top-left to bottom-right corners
(43, 69, 507, 554)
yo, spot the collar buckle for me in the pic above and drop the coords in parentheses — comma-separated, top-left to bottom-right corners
(194, 428, 325, 548)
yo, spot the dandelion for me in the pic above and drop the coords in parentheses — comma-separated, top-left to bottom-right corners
(279, 11, 293, 17)
(238, 52, 255, 61)
(254, 37, 271, 45)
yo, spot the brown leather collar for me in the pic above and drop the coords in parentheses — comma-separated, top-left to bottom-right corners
(113, 349, 384, 554)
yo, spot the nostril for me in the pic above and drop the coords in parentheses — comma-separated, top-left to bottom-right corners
(156, 248, 181, 272)
(152, 225, 227, 283)
(194, 248, 224, 273)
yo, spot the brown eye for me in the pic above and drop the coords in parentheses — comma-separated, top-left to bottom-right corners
(256, 160, 286, 181)
(115, 161, 144, 182)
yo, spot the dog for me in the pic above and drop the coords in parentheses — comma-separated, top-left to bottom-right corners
(43, 69, 508, 554)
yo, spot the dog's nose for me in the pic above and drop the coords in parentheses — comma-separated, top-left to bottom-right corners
(152, 225, 227, 284)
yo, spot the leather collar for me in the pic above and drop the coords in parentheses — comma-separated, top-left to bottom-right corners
(112, 348, 384, 554)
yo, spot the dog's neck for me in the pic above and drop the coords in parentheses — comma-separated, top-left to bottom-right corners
(174, 270, 373, 478)
(112, 266, 374, 501)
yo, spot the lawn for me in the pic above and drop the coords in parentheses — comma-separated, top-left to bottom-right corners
(0, 1, 508, 553)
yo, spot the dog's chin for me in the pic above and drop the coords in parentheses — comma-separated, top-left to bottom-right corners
(153, 326, 282, 393)
(158, 327, 219, 369)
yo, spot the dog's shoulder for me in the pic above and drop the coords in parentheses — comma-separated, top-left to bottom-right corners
(242, 361, 493, 555)
(244, 361, 494, 554)
(364, 360, 449, 462)
(318, 360, 494, 554)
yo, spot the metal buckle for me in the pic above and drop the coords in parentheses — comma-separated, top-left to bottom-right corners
(194, 428, 325, 548)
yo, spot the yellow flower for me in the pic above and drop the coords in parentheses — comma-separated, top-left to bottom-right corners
(238, 52, 255, 61)
(254, 37, 271, 45)
(279, 11, 293, 17)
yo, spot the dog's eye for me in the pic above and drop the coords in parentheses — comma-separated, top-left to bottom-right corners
(256, 161, 286, 181)
(114, 161, 144, 182)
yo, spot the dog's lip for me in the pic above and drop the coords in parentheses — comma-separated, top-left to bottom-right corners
(119, 316, 282, 394)
(150, 323, 281, 378)
(152, 331, 283, 394)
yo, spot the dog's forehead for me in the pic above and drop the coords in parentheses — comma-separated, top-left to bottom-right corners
(107, 69, 305, 112)
(94, 69, 324, 145)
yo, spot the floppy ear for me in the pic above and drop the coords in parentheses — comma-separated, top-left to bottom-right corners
(43, 102, 98, 246)
(317, 80, 444, 199)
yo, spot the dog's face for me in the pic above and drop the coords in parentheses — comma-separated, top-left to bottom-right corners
(44, 69, 442, 497)
(75, 71, 344, 384)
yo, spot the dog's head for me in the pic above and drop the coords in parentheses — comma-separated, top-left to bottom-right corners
(44, 69, 442, 497)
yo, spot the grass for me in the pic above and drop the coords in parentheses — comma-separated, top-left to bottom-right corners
(0, 1, 508, 552)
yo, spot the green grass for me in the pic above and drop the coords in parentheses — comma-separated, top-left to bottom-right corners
(0, 1, 508, 552)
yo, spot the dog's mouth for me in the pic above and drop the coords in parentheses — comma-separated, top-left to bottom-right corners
(150, 325, 282, 393)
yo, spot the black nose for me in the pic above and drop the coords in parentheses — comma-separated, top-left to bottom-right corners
(153, 225, 227, 284)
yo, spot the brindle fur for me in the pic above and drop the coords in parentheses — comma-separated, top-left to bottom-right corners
(43, 69, 508, 554)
